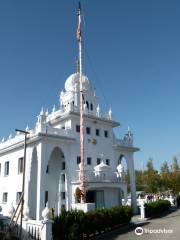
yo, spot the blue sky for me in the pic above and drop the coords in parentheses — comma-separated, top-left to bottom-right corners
(0, 0, 179, 170)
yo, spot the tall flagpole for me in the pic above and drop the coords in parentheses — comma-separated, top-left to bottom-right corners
(77, 2, 86, 203)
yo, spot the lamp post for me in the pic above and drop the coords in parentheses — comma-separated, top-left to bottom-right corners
(15, 129, 29, 240)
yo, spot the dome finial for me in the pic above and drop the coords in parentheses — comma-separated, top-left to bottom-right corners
(108, 107, 112, 120)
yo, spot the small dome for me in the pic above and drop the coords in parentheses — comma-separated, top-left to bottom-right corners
(65, 73, 89, 92)
(94, 161, 111, 172)
(117, 163, 124, 173)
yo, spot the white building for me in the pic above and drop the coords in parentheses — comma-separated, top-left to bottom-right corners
(0, 71, 139, 220)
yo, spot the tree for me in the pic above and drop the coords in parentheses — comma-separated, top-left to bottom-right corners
(160, 161, 169, 173)
(171, 156, 180, 172)
(143, 158, 160, 193)
(160, 161, 170, 191)
(146, 158, 154, 173)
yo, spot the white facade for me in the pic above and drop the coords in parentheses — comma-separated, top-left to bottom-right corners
(0, 72, 139, 220)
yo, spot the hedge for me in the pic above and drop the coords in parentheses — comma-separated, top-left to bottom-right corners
(145, 200, 171, 218)
(52, 205, 132, 240)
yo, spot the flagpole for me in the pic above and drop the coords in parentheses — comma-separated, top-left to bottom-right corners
(77, 2, 86, 203)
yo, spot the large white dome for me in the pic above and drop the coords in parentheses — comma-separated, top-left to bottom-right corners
(65, 73, 90, 92)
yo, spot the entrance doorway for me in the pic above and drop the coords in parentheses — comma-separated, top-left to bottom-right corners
(86, 190, 105, 209)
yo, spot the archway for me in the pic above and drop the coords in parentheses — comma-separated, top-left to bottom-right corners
(118, 155, 127, 179)
(46, 147, 65, 216)
(28, 147, 38, 219)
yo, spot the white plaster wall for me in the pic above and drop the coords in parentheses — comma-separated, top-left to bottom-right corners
(0, 147, 26, 216)
(104, 188, 120, 208)
(0, 107, 136, 219)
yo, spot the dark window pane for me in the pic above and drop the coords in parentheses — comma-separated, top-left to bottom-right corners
(5, 162, 9, 176)
(87, 157, 91, 165)
(61, 192, 65, 200)
(90, 104, 93, 111)
(106, 159, 110, 165)
(96, 129, 100, 136)
(86, 127, 91, 134)
(104, 130, 108, 138)
(62, 162, 66, 170)
(97, 158, 101, 165)
(77, 156, 81, 164)
(76, 125, 80, 132)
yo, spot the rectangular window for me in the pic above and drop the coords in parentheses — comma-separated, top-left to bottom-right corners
(61, 192, 65, 200)
(16, 192, 22, 204)
(4, 161, 9, 176)
(96, 129, 100, 136)
(46, 165, 49, 173)
(86, 127, 91, 135)
(45, 191, 48, 206)
(77, 156, 81, 164)
(106, 159, 110, 166)
(87, 157, 92, 165)
(3, 192, 8, 204)
(90, 103, 93, 111)
(97, 158, 101, 165)
(76, 125, 80, 133)
(104, 130, 108, 138)
(62, 162, 66, 170)
(18, 157, 24, 174)
(61, 174, 65, 182)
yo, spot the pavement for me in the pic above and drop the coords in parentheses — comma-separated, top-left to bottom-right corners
(95, 208, 180, 240)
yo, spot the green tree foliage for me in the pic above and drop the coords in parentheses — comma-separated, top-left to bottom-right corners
(171, 156, 179, 172)
(143, 158, 161, 193)
(134, 156, 180, 194)
(161, 161, 169, 173)
(146, 158, 154, 173)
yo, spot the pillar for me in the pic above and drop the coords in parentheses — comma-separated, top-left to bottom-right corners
(36, 143, 47, 220)
(126, 153, 138, 213)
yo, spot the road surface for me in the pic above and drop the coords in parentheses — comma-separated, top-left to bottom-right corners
(97, 208, 180, 240)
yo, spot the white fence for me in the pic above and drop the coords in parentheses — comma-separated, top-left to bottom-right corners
(0, 204, 52, 240)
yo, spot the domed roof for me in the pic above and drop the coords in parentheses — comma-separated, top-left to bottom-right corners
(94, 161, 111, 172)
(65, 73, 90, 92)
(117, 163, 124, 173)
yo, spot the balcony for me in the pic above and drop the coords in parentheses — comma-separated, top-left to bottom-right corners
(73, 169, 124, 184)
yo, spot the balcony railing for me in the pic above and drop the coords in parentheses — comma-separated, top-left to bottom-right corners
(113, 137, 133, 147)
(45, 126, 72, 138)
(74, 170, 124, 183)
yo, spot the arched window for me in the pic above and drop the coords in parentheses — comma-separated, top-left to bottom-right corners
(90, 103, 93, 111)
(86, 101, 89, 109)
(118, 155, 124, 164)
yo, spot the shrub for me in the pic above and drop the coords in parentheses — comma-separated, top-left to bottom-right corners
(176, 195, 180, 207)
(52, 205, 132, 239)
(145, 200, 171, 217)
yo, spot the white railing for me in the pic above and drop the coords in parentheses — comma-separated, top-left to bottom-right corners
(0, 126, 73, 151)
(114, 138, 133, 147)
(0, 134, 25, 150)
(24, 219, 43, 240)
(46, 126, 72, 138)
(75, 170, 123, 183)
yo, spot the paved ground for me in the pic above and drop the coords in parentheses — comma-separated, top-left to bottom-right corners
(97, 208, 180, 240)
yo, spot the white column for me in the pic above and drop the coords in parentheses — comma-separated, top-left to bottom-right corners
(41, 203, 52, 240)
(140, 199, 145, 219)
(126, 153, 137, 213)
(36, 143, 46, 220)
(24, 146, 32, 216)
